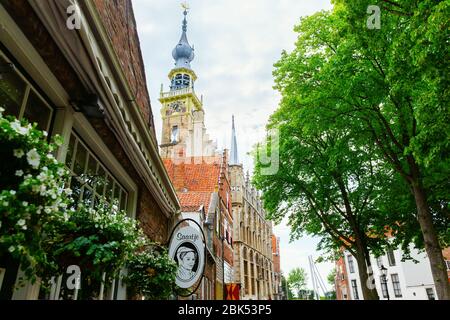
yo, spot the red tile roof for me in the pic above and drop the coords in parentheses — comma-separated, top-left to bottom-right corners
(163, 158, 221, 192)
(178, 192, 212, 212)
(163, 157, 223, 213)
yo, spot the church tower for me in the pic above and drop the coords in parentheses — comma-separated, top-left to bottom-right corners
(159, 6, 217, 161)
(229, 115, 245, 205)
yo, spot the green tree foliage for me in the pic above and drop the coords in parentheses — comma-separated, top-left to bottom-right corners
(125, 244, 177, 300)
(288, 268, 308, 298)
(327, 268, 336, 287)
(325, 291, 337, 300)
(281, 274, 294, 300)
(254, 0, 449, 299)
(331, 0, 450, 299)
(254, 33, 390, 296)
(326, 269, 338, 299)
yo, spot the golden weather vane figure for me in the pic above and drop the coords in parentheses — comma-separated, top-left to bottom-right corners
(181, 2, 190, 12)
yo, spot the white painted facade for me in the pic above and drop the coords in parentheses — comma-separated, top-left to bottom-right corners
(344, 244, 437, 300)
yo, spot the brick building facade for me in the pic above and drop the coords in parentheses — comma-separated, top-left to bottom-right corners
(271, 235, 283, 300)
(335, 255, 350, 300)
(163, 154, 233, 300)
(0, 0, 179, 299)
(442, 248, 450, 283)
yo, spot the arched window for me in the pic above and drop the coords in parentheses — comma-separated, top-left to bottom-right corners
(243, 247, 249, 295)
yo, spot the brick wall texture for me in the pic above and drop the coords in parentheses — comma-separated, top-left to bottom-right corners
(4, 0, 170, 242)
(90, 119, 169, 243)
(271, 235, 280, 273)
(92, 0, 155, 132)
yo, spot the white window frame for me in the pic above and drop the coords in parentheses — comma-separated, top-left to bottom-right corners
(65, 131, 129, 212)
(390, 273, 402, 298)
(347, 255, 355, 273)
(351, 279, 359, 300)
(72, 113, 138, 218)
(0, 50, 54, 132)
(1, 7, 139, 301)
(1, 7, 74, 300)
(43, 113, 138, 300)
(387, 249, 396, 266)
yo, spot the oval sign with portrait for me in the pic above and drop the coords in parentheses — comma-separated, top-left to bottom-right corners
(168, 220, 205, 290)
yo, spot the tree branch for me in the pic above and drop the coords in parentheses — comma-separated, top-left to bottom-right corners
(381, 0, 404, 9)
(381, 5, 413, 17)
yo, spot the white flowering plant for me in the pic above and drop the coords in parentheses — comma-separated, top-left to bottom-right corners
(1, 109, 178, 298)
(124, 243, 177, 300)
(44, 199, 147, 297)
(0, 109, 72, 282)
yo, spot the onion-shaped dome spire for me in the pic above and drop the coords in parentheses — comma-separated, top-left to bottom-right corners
(172, 7, 195, 69)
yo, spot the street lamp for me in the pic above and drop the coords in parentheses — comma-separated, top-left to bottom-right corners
(380, 265, 390, 300)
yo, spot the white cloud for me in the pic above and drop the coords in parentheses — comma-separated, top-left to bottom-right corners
(134, 0, 334, 292)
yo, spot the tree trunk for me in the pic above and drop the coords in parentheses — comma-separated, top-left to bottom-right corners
(362, 239, 379, 299)
(354, 245, 379, 300)
(412, 183, 450, 300)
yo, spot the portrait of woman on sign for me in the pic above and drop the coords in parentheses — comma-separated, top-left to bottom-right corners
(175, 243, 198, 282)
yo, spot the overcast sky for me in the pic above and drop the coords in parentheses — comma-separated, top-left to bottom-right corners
(133, 0, 334, 293)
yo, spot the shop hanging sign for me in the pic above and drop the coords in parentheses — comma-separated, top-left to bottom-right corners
(168, 219, 206, 295)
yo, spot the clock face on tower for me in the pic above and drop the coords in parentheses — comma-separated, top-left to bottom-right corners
(170, 102, 181, 112)
(168, 101, 185, 114)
